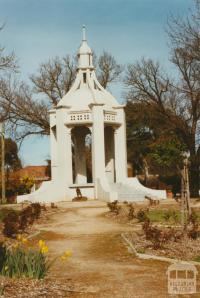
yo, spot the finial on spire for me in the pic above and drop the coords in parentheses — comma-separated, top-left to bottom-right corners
(82, 25, 86, 41)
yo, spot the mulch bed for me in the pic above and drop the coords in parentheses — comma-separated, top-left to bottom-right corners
(125, 231, 200, 261)
(0, 277, 97, 297)
(106, 203, 200, 261)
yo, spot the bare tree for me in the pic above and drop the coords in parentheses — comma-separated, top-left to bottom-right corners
(96, 51, 123, 88)
(0, 26, 17, 122)
(31, 56, 76, 106)
(125, 1, 200, 197)
(0, 46, 16, 73)
(167, 0, 200, 197)
(0, 78, 49, 140)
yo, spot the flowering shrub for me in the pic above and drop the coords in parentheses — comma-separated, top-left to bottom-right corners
(0, 236, 72, 279)
(17, 176, 35, 195)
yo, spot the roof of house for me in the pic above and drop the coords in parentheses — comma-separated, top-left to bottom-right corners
(12, 166, 50, 180)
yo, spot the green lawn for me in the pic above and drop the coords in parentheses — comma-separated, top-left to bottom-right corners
(147, 209, 200, 224)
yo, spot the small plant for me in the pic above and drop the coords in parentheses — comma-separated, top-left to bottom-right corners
(128, 204, 135, 220)
(188, 210, 198, 225)
(19, 205, 34, 231)
(142, 219, 158, 242)
(163, 210, 179, 223)
(136, 209, 149, 222)
(137, 247, 146, 254)
(188, 226, 199, 240)
(188, 210, 199, 240)
(3, 204, 44, 237)
(3, 211, 20, 237)
(51, 203, 58, 209)
(107, 200, 121, 214)
(31, 203, 42, 219)
(142, 219, 177, 249)
(171, 211, 178, 223)
(163, 211, 171, 221)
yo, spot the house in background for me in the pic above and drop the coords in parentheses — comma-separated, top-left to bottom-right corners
(14, 166, 50, 190)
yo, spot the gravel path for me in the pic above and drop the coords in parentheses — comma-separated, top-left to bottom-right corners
(30, 200, 186, 298)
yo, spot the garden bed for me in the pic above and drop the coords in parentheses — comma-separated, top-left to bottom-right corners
(106, 202, 200, 224)
(124, 231, 200, 261)
(106, 200, 200, 262)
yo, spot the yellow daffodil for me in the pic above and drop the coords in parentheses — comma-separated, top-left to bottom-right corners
(4, 266, 8, 271)
(40, 245, 49, 254)
(38, 240, 45, 248)
(21, 238, 28, 244)
(64, 250, 72, 257)
(60, 250, 72, 261)
(60, 255, 67, 261)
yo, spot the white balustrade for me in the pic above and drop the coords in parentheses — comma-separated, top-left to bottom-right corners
(104, 111, 116, 122)
(67, 111, 92, 123)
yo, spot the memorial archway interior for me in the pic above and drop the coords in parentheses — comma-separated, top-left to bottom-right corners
(71, 125, 116, 185)
(71, 126, 92, 184)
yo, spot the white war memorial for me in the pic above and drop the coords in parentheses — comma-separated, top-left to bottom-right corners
(17, 27, 166, 203)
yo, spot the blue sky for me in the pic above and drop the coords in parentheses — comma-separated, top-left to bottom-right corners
(0, 0, 192, 166)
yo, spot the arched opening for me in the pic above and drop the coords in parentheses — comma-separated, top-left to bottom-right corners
(71, 126, 92, 184)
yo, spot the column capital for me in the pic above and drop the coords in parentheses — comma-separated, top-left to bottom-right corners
(113, 125, 121, 133)
(65, 126, 73, 135)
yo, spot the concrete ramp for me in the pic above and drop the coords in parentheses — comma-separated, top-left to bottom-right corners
(109, 177, 166, 202)
(17, 181, 70, 203)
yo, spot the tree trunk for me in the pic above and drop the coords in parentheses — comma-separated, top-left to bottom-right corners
(189, 154, 199, 198)
(143, 157, 149, 185)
